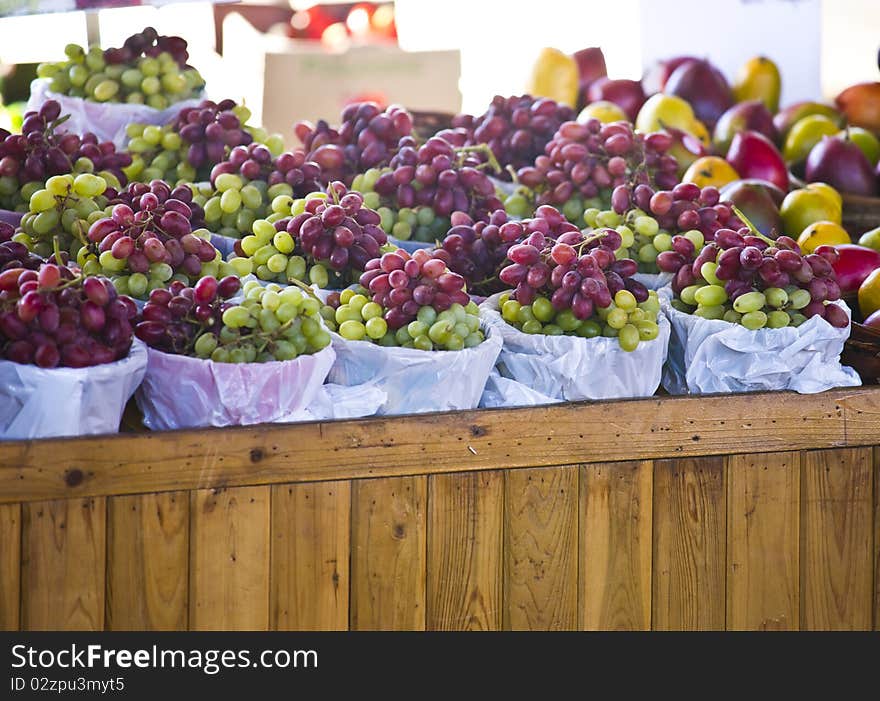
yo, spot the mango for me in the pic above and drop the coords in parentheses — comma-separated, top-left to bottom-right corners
(796, 220, 851, 254)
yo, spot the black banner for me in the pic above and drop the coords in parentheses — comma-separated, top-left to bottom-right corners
(2, 632, 877, 697)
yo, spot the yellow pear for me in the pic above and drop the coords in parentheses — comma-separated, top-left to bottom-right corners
(733, 56, 781, 113)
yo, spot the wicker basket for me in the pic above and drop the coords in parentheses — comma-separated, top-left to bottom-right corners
(842, 293, 880, 383)
(842, 193, 880, 237)
(411, 110, 455, 141)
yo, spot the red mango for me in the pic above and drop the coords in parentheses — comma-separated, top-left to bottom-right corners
(725, 130, 789, 192)
(831, 244, 880, 294)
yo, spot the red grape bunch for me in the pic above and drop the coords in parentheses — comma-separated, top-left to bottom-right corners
(0, 263, 137, 368)
(0, 100, 131, 211)
(451, 95, 576, 177)
(667, 223, 848, 330)
(352, 135, 505, 243)
(505, 119, 679, 223)
(83, 179, 230, 299)
(211, 144, 324, 196)
(1, 222, 52, 271)
(295, 102, 414, 184)
(125, 99, 282, 185)
(584, 182, 745, 273)
(135, 275, 241, 355)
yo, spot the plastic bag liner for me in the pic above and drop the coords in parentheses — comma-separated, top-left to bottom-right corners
(326, 324, 503, 416)
(211, 233, 239, 259)
(633, 272, 673, 291)
(135, 344, 336, 430)
(27, 79, 204, 148)
(661, 291, 861, 395)
(387, 235, 435, 253)
(0, 338, 147, 440)
(478, 292, 670, 404)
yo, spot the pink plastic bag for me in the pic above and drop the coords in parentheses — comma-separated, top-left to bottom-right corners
(135, 345, 336, 429)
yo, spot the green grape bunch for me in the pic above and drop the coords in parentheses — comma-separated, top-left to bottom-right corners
(36, 27, 204, 108)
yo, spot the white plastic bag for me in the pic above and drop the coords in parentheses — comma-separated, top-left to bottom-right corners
(135, 345, 336, 429)
(633, 272, 673, 291)
(661, 293, 861, 394)
(0, 338, 147, 440)
(479, 292, 670, 402)
(327, 325, 503, 415)
(210, 233, 239, 259)
(387, 235, 435, 253)
(27, 79, 203, 148)
(479, 368, 561, 408)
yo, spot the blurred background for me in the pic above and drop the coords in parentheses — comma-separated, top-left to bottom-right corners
(0, 0, 878, 142)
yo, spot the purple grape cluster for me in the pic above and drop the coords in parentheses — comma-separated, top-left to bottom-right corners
(174, 99, 255, 173)
(0, 263, 136, 368)
(499, 205, 646, 316)
(439, 209, 528, 296)
(517, 120, 678, 211)
(135, 275, 240, 354)
(294, 102, 414, 184)
(104, 27, 190, 67)
(0, 100, 131, 210)
(286, 182, 387, 280)
(359, 247, 470, 330)
(371, 136, 504, 221)
(211, 145, 323, 196)
(451, 95, 576, 177)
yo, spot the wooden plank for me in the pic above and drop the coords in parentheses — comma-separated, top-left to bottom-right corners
(2, 388, 879, 504)
(875, 447, 879, 631)
(189, 486, 270, 631)
(799, 448, 873, 630)
(0, 504, 21, 631)
(652, 457, 726, 630)
(726, 452, 800, 630)
(580, 461, 653, 630)
(427, 471, 503, 630)
(350, 476, 426, 630)
(504, 467, 578, 630)
(106, 492, 189, 631)
(271, 481, 350, 631)
(21, 498, 106, 631)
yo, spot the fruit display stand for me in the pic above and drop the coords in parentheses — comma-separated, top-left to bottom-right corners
(0, 388, 877, 632)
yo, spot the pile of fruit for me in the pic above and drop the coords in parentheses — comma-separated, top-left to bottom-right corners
(5, 20, 880, 433)
(35, 28, 204, 108)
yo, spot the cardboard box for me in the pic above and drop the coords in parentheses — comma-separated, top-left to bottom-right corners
(220, 12, 461, 146)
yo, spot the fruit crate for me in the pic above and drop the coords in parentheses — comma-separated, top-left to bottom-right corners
(0, 387, 878, 631)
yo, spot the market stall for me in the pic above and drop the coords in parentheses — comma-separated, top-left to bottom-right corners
(0, 2, 879, 632)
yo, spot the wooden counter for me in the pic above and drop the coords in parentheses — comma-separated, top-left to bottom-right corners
(0, 388, 877, 630)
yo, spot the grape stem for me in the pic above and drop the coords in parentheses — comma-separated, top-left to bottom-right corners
(730, 205, 775, 246)
(454, 144, 502, 174)
(51, 235, 64, 266)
